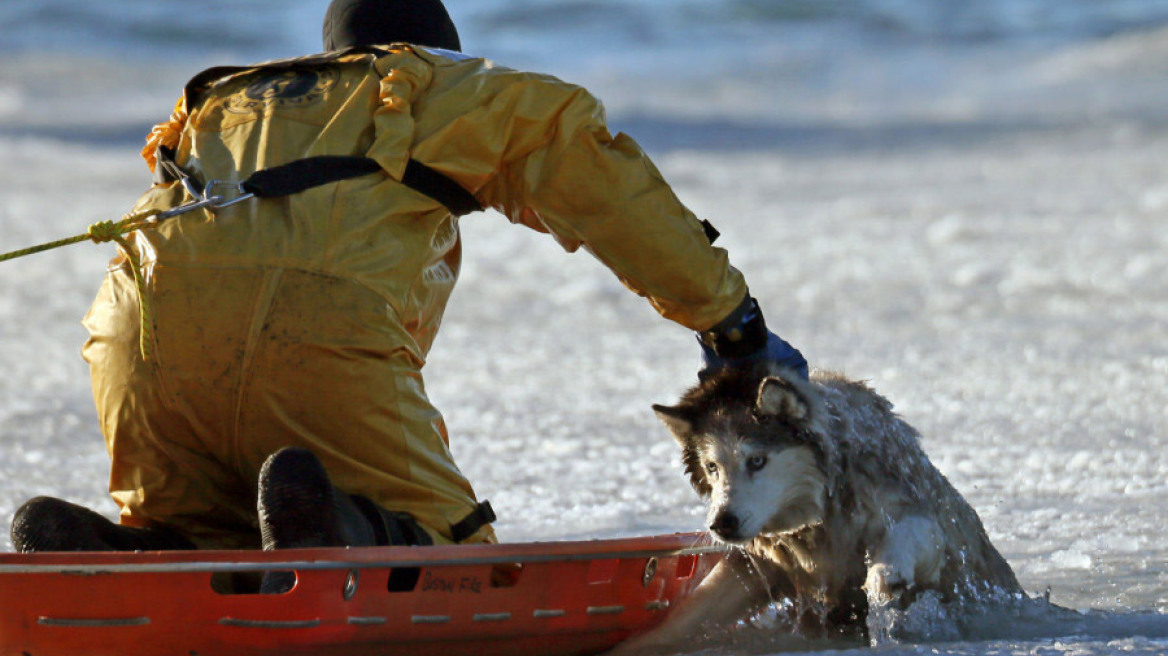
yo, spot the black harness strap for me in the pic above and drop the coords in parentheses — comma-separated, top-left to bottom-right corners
(450, 501, 496, 543)
(155, 147, 483, 217)
(243, 156, 483, 216)
(401, 159, 484, 217)
(240, 156, 384, 198)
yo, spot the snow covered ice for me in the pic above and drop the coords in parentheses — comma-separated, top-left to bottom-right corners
(0, 1, 1166, 654)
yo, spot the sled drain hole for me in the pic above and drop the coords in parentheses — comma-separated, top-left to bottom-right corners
(210, 570, 288, 595)
(208, 565, 522, 596)
(387, 567, 421, 593)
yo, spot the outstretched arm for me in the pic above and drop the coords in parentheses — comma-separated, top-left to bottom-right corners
(449, 69, 748, 332)
(469, 74, 807, 374)
(405, 56, 807, 373)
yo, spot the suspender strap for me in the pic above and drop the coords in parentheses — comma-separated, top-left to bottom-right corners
(450, 501, 496, 543)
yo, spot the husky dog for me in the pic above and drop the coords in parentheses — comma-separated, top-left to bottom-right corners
(628, 364, 1021, 649)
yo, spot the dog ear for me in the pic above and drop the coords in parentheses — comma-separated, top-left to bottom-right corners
(652, 403, 696, 443)
(654, 404, 712, 496)
(755, 376, 812, 422)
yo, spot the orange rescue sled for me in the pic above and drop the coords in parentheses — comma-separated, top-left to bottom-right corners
(0, 533, 721, 656)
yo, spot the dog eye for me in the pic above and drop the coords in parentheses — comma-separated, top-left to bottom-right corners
(746, 455, 768, 472)
(704, 462, 718, 476)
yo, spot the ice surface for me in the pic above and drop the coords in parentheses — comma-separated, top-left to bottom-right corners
(0, 2, 1166, 654)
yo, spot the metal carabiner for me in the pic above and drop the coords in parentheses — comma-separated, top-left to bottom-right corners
(202, 180, 256, 211)
(152, 180, 256, 221)
(154, 196, 222, 221)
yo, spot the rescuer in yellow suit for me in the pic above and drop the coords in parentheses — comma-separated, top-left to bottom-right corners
(11, 0, 808, 557)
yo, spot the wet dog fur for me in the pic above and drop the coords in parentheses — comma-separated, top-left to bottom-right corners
(624, 363, 1021, 649)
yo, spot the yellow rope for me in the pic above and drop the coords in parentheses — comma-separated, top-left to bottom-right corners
(0, 208, 163, 361)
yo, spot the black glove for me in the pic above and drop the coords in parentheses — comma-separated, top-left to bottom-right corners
(697, 296, 809, 380)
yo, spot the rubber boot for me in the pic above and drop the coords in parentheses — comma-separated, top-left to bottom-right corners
(256, 447, 379, 593)
(10, 496, 195, 553)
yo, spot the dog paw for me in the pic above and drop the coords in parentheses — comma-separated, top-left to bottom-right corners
(864, 563, 913, 606)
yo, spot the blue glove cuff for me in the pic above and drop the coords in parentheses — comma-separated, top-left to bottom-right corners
(697, 296, 809, 380)
(698, 296, 768, 359)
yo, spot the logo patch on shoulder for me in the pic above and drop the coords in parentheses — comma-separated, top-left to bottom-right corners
(222, 66, 341, 114)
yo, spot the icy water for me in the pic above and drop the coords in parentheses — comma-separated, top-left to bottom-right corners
(0, 1, 1165, 655)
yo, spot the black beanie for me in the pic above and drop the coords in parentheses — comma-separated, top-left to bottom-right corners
(323, 0, 462, 52)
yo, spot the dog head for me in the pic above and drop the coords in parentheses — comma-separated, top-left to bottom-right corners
(654, 363, 836, 544)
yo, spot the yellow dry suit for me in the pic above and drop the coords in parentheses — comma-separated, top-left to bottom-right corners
(82, 45, 748, 549)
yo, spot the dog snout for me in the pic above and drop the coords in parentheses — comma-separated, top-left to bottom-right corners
(709, 511, 740, 541)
